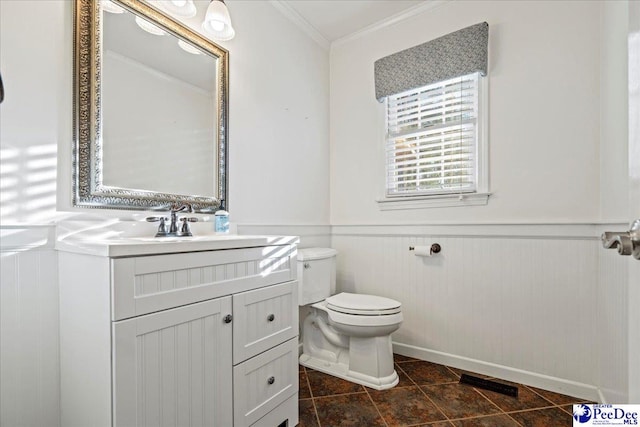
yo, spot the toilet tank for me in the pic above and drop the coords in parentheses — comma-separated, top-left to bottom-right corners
(297, 248, 337, 305)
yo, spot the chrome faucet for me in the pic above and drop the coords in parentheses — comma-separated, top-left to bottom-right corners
(146, 203, 198, 237)
(168, 203, 192, 234)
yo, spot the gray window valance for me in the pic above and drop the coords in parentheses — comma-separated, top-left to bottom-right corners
(374, 22, 489, 102)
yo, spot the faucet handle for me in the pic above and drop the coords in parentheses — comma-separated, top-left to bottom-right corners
(146, 216, 169, 237)
(178, 217, 198, 237)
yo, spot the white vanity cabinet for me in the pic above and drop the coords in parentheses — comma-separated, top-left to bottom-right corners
(58, 237, 299, 427)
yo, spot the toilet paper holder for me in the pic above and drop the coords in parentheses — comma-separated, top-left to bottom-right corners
(409, 243, 441, 254)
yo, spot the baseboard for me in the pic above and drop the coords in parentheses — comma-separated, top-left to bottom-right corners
(597, 389, 608, 405)
(392, 342, 601, 403)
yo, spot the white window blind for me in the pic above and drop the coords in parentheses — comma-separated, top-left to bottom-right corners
(385, 72, 480, 197)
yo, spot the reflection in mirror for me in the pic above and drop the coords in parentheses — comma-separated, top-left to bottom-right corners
(73, 0, 228, 211)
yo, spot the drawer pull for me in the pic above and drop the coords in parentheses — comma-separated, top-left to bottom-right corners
(223, 314, 233, 324)
(267, 376, 275, 385)
(267, 314, 275, 322)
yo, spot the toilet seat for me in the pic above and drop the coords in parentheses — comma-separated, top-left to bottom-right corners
(326, 292, 401, 316)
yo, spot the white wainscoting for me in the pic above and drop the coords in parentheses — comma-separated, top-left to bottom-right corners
(0, 225, 60, 427)
(0, 221, 629, 423)
(597, 245, 630, 404)
(331, 223, 627, 402)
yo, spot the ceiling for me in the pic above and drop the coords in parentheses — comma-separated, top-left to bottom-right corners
(279, 0, 427, 43)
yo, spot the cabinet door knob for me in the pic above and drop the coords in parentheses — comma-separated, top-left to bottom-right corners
(267, 314, 275, 322)
(267, 376, 275, 385)
(223, 314, 233, 324)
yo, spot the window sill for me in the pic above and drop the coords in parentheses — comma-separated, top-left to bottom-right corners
(376, 192, 491, 210)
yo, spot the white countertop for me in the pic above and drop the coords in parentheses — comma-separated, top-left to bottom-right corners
(56, 234, 300, 257)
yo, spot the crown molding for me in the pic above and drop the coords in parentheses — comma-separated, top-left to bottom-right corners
(332, 0, 450, 48)
(268, 0, 331, 50)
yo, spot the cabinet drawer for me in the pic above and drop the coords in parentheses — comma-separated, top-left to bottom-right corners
(233, 281, 298, 364)
(111, 244, 296, 321)
(233, 338, 298, 427)
(250, 393, 298, 427)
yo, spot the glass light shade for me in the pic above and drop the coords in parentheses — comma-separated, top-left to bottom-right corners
(153, 0, 197, 18)
(102, 0, 124, 14)
(135, 16, 166, 36)
(177, 39, 202, 55)
(202, 0, 235, 41)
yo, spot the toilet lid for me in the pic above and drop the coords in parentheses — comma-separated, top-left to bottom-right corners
(326, 292, 401, 316)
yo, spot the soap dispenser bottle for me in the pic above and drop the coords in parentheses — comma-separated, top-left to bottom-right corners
(214, 210, 229, 234)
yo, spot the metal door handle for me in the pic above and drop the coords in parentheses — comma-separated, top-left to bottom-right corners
(601, 220, 640, 260)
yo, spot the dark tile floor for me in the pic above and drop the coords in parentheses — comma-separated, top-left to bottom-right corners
(298, 354, 588, 426)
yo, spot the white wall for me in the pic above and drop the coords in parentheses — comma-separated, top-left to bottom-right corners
(226, 1, 330, 225)
(0, 0, 633, 424)
(0, 0, 69, 223)
(0, 1, 330, 425)
(1, 2, 68, 425)
(597, 0, 631, 405)
(0, 0, 330, 226)
(599, 0, 630, 222)
(330, 0, 602, 225)
(329, 0, 632, 402)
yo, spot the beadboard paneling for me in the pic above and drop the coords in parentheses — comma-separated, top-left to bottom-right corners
(112, 298, 233, 427)
(331, 226, 602, 399)
(0, 221, 630, 422)
(597, 248, 629, 403)
(0, 225, 59, 427)
(133, 257, 288, 297)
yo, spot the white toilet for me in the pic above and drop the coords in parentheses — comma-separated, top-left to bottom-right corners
(297, 248, 403, 390)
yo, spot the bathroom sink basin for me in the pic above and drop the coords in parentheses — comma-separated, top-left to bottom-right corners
(123, 235, 257, 243)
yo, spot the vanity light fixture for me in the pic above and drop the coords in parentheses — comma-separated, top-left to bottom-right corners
(102, 0, 124, 14)
(135, 15, 166, 36)
(177, 39, 202, 55)
(202, 0, 235, 41)
(154, 0, 197, 18)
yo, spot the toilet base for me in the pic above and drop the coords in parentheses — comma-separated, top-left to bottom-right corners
(299, 353, 399, 391)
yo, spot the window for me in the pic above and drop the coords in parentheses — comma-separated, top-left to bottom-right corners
(384, 72, 487, 199)
(373, 22, 490, 209)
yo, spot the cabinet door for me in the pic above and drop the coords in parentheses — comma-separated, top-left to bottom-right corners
(233, 281, 298, 364)
(113, 297, 233, 427)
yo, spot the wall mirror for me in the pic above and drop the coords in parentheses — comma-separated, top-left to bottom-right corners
(73, 0, 228, 211)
